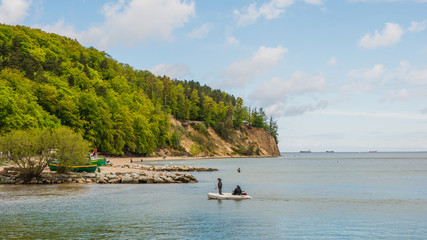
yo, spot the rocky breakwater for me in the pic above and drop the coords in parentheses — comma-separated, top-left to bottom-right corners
(0, 165, 212, 184)
(119, 164, 218, 172)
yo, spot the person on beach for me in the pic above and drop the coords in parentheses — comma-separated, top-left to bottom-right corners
(232, 185, 242, 195)
(217, 178, 222, 195)
(237, 168, 240, 173)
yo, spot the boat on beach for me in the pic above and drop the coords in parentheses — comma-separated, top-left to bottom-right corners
(48, 162, 98, 173)
(207, 192, 252, 200)
(90, 158, 107, 166)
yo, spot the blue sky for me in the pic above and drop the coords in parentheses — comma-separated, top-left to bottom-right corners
(1, 0, 427, 152)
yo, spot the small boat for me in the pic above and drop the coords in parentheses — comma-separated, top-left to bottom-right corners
(300, 150, 311, 153)
(207, 193, 252, 200)
(48, 162, 98, 173)
(90, 158, 106, 166)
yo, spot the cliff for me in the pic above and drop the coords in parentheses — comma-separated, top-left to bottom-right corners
(154, 117, 280, 158)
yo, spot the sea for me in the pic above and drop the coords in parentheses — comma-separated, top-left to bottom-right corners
(1, 152, 427, 239)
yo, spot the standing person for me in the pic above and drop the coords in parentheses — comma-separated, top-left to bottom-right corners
(217, 178, 222, 195)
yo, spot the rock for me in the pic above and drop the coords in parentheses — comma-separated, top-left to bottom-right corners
(77, 178, 85, 184)
(67, 178, 73, 183)
(165, 177, 175, 183)
(154, 177, 165, 183)
(82, 173, 96, 178)
(138, 176, 149, 183)
(146, 179, 154, 184)
(121, 176, 133, 183)
(131, 172, 140, 179)
(98, 178, 107, 184)
(85, 178, 93, 183)
(106, 174, 118, 179)
(109, 178, 121, 184)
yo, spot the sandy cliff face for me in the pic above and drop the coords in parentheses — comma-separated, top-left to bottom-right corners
(159, 118, 280, 157)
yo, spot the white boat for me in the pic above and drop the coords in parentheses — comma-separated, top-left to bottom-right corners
(207, 192, 252, 200)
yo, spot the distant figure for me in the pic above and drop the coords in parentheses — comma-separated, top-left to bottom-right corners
(217, 178, 222, 195)
(163, 156, 166, 160)
(237, 168, 241, 173)
(130, 158, 133, 163)
(141, 159, 143, 162)
(232, 185, 242, 195)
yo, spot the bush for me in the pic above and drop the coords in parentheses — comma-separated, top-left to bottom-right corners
(0, 127, 91, 180)
(192, 123, 208, 135)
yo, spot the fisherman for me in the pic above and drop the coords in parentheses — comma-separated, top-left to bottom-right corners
(232, 185, 242, 195)
(217, 178, 223, 195)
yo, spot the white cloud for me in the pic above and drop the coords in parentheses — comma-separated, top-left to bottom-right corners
(408, 20, 427, 32)
(314, 110, 427, 120)
(234, 0, 294, 26)
(358, 22, 403, 49)
(344, 64, 387, 92)
(0, 0, 32, 24)
(327, 56, 336, 65)
(150, 63, 191, 79)
(34, 19, 80, 40)
(250, 71, 325, 103)
(221, 45, 288, 87)
(396, 61, 427, 85)
(40, 0, 195, 49)
(282, 101, 328, 117)
(347, 64, 385, 79)
(381, 89, 410, 102)
(226, 36, 239, 46)
(303, 0, 323, 5)
(187, 23, 211, 38)
(250, 71, 327, 117)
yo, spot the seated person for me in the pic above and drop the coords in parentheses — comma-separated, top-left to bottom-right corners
(232, 185, 242, 195)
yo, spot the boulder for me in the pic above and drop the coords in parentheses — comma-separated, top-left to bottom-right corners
(146, 179, 154, 184)
(109, 178, 121, 184)
(121, 176, 133, 183)
(98, 178, 107, 184)
(138, 176, 149, 183)
(83, 173, 96, 178)
(131, 172, 140, 179)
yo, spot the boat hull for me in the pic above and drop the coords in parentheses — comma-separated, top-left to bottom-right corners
(48, 162, 98, 173)
(207, 192, 252, 200)
(90, 158, 106, 166)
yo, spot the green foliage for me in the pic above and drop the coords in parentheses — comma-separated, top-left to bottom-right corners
(49, 127, 91, 173)
(0, 24, 278, 156)
(191, 123, 208, 135)
(0, 127, 90, 180)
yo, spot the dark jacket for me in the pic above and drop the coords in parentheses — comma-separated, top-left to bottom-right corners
(232, 186, 242, 195)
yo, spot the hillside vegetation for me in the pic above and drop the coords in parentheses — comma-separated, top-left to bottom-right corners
(0, 24, 278, 156)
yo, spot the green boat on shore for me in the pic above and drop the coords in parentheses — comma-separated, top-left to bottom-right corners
(90, 158, 106, 166)
(48, 162, 98, 173)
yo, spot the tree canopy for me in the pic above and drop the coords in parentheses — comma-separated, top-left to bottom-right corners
(0, 24, 278, 155)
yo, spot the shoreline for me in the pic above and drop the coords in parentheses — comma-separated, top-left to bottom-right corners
(0, 154, 279, 173)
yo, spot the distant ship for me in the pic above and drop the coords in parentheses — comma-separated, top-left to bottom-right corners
(326, 151, 335, 153)
(369, 151, 378, 153)
(300, 150, 311, 153)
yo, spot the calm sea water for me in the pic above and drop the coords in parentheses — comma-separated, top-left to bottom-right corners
(1, 152, 427, 239)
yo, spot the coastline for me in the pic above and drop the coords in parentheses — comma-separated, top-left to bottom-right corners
(0, 154, 279, 173)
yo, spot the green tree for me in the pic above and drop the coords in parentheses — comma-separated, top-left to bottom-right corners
(50, 127, 91, 173)
(0, 128, 52, 182)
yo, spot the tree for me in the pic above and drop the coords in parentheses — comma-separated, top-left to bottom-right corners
(0, 128, 52, 182)
(50, 127, 91, 173)
(0, 127, 91, 180)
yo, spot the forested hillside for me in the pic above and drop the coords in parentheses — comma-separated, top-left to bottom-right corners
(0, 24, 278, 155)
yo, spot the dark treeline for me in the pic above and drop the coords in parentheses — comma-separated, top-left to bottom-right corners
(0, 24, 278, 155)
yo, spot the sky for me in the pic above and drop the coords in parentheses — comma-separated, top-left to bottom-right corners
(1, 0, 427, 152)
